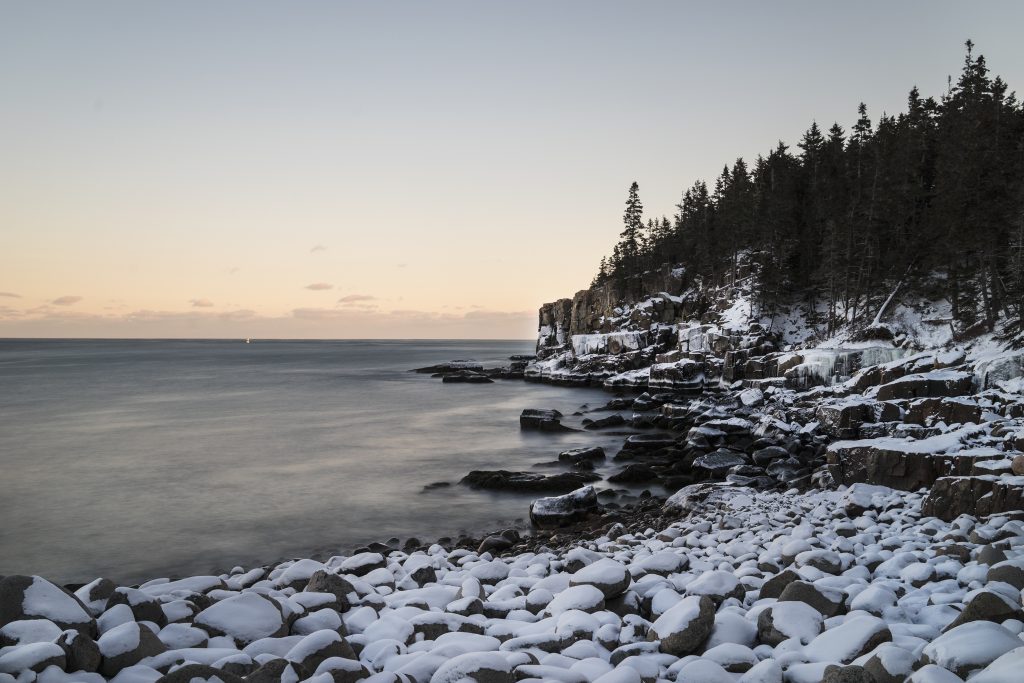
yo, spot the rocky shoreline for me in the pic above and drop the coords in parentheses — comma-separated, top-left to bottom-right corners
(3, 333, 1023, 682)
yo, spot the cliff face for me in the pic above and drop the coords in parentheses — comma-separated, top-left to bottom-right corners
(537, 265, 690, 357)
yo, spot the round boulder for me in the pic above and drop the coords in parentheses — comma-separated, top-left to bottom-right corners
(569, 559, 630, 599)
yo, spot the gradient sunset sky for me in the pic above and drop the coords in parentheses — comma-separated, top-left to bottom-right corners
(3, 1, 1023, 338)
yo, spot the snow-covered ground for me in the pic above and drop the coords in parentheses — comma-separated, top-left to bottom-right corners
(2, 484, 1023, 682)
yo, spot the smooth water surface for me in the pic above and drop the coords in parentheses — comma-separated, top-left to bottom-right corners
(0, 339, 625, 584)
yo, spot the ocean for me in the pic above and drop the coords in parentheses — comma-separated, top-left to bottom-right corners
(0, 339, 627, 584)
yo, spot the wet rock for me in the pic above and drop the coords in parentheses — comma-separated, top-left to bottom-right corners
(693, 449, 748, 476)
(608, 464, 658, 483)
(530, 486, 599, 528)
(558, 447, 606, 465)
(414, 361, 483, 374)
(441, 371, 494, 384)
(583, 414, 626, 430)
(520, 409, 574, 432)
(617, 434, 677, 456)
(461, 470, 599, 493)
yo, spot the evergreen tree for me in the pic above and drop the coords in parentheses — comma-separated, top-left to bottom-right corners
(587, 42, 1024, 333)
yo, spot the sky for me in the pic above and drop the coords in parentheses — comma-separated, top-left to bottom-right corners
(2, 1, 1023, 339)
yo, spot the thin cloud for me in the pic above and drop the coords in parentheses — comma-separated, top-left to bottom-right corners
(190, 298, 214, 308)
(0, 292, 20, 298)
(310, 244, 327, 253)
(304, 282, 333, 291)
(52, 296, 82, 306)
(337, 294, 376, 304)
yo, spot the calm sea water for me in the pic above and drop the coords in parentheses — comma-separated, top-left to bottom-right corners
(0, 339, 628, 585)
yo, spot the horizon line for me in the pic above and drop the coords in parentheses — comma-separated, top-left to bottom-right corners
(0, 336, 537, 342)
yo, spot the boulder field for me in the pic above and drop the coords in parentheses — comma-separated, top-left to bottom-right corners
(3, 486, 1024, 682)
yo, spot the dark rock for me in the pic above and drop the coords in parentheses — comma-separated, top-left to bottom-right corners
(583, 414, 626, 430)
(693, 449, 748, 476)
(441, 372, 494, 384)
(752, 446, 789, 466)
(922, 476, 1024, 521)
(766, 458, 806, 483)
(816, 402, 873, 439)
(822, 665, 874, 683)
(520, 409, 573, 432)
(777, 580, 844, 617)
(529, 486, 599, 528)
(461, 470, 599, 493)
(988, 560, 1024, 590)
(57, 629, 101, 673)
(413, 361, 483, 374)
(108, 587, 167, 626)
(617, 434, 677, 455)
(478, 535, 515, 554)
(943, 591, 1023, 631)
(244, 659, 309, 683)
(73, 578, 116, 615)
(157, 664, 246, 683)
(647, 595, 715, 656)
(558, 447, 606, 464)
(875, 371, 974, 401)
(305, 571, 356, 612)
(608, 464, 658, 483)
(905, 397, 982, 426)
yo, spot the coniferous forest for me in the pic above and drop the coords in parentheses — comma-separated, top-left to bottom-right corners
(594, 43, 1024, 337)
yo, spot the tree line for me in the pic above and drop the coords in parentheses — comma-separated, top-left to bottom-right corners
(594, 42, 1024, 335)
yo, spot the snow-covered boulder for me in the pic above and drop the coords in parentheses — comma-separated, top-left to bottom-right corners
(921, 621, 1023, 678)
(647, 595, 715, 656)
(529, 486, 598, 528)
(429, 651, 513, 683)
(569, 559, 630, 599)
(0, 575, 95, 634)
(193, 593, 287, 644)
(96, 621, 167, 677)
(0, 642, 65, 675)
(756, 601, 823, 645)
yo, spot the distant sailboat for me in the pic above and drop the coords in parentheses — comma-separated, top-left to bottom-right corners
(245, 337, 251, 344)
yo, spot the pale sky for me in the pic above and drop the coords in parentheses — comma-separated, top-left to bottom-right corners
(2, 1, 1022, 338)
